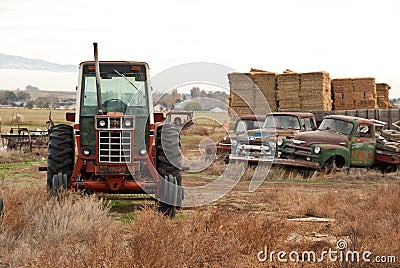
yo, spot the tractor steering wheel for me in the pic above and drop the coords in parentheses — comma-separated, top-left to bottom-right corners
(103, 99, 127, 113)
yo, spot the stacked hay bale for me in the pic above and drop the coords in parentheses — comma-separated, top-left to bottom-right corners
(332, 78, 378, 110)
(300, 72, 332, 110)
(276, 73, 301, 110)
(331, 79, 354, 110)
(353, 78, 378, 109)
(376, 83, 391, 109)
(248, 70, 278, 112)
(228, 70, 277, 116)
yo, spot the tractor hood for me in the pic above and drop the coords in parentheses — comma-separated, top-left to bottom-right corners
(292, 130, 349, 147)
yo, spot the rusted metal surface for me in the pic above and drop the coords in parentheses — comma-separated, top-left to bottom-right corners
(291, 131, 349, 147)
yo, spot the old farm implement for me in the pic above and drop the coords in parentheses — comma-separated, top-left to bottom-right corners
(1, 112, 51, 152)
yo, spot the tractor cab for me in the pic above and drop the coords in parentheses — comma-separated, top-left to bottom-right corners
(78, 62, 151, 159)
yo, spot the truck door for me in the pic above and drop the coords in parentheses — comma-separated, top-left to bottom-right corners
(350, 123, 375, 166)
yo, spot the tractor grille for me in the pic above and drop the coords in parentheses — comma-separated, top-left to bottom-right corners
(98, 131, 132, 163)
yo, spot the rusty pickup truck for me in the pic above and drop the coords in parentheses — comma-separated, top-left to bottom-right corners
(229, 112, 317, 162)
(275, 114, 400, 170)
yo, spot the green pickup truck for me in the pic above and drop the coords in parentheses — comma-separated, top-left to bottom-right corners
(276, 114, 399, 170)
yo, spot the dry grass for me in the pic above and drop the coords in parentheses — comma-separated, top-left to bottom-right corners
(0, 182, 399, 267)
(0, 183, 290, 267)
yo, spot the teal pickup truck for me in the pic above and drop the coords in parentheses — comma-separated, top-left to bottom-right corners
(275, 115, 398, 170)
(229, 112, 317, 162)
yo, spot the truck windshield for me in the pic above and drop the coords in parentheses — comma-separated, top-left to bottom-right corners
(263, 115, 301, 130)
(81, 72, 148, 116)
(318, 118, 354, 135)
(235, 119, 264, 133)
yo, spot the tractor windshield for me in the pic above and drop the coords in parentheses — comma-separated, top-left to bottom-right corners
(81, 71, 148, 116)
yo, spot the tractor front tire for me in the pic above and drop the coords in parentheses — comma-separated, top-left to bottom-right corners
(47, 124, 74, 191)
(156, 124, 183, 217)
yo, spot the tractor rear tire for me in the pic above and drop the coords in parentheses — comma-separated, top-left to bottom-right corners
(47, 124, 74, 190)
(156, 124, 183, 217)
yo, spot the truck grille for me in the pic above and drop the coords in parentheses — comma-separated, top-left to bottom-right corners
(98, 131, 132, 163)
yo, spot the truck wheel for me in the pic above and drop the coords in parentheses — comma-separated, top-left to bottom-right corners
(155, 124, 183, 217)
(47, 124, 75, 190)
(324, 156, 345, 173)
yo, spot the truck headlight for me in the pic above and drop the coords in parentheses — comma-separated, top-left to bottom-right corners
(314, 146, 321, 154)
(277, 138, 283, 146)
(268, 140, 276, 149)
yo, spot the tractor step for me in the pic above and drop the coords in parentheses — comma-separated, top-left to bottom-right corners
(38, 166, 47, 171)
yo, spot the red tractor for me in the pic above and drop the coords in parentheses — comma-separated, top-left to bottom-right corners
(46, 44, 182, 216)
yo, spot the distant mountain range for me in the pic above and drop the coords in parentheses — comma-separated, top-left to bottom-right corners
(0, 53, 77, 72)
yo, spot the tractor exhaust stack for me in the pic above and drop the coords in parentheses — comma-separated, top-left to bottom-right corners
(93, 42, 103, 114)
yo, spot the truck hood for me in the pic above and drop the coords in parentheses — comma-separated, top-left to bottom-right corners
(292, 130, 349, 147)
(234, 128, 299, 145)
(246, 128, 299, 138)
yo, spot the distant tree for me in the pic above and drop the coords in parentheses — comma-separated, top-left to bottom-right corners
(25, 100, 35, 109)
(199, 89, 207, 97)
(190, 87, 200, 98)
(184, 102, 202, 111)
(5, 91, 17, 102)
(25, 85, 40, 91)
(16, 91, 31, 101)
(35, 97, 49, 108)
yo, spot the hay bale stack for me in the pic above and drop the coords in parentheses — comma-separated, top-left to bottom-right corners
(353, 78, 378, 109)
(228, 72, 277, 116)
(300, 72, 332, 111)
(332, 78, 378, 110)
(277, 73, 301, 110)
(248, 72, 278, 112)
(376, 83, 391, 109)
(332, 79, 354, 110)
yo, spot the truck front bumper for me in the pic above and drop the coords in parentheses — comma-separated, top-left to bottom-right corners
(229, 154, 274, 163)
(273, 158, 320, 169)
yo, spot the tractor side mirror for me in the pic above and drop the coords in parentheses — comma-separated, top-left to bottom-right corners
(66, 112, 76, 122)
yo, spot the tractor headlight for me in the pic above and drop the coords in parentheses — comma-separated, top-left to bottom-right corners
(139, 148, 147, 155)
(268, 140, 276, 149)
(99, 119, 106, 127)
(277, 138, 283, 146)
(124, 119, 132, 127)
(82, 148, 91, 156)
(314, 146, 321, 154)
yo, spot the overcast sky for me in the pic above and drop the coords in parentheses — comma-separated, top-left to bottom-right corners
(1, 0, 399, 97)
